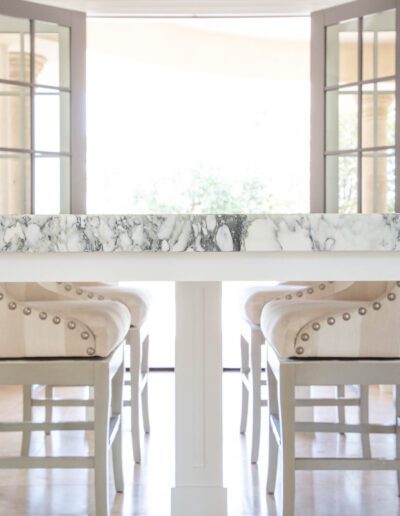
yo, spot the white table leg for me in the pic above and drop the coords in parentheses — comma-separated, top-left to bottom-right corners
(172, 282, 228, 516)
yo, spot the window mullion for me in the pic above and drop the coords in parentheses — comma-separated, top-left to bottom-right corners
(30, 18, 35, 214)
(357, 15, 363, 212)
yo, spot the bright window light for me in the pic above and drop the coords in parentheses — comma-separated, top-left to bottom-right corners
(87, 17, 310, 214)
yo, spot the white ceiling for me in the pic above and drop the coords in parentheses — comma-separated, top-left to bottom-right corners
(31, 0, 354, 16)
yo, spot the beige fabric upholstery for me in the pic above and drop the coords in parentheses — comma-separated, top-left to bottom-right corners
(0, 284, 130, 358)
(242, 281, 353, 325)
(261, 281, 400, 358)
(34, 283, 149, 328)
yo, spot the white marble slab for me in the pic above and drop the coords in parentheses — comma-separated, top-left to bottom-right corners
(0, 214, 399, 252)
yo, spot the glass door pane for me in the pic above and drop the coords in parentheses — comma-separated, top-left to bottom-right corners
(0, 14, 30, 82)
(320, 2, 397, 214)
(326, 18, 358, 86)
(363, 9, 396, 81)
(0, 0, 84, 215)
(361, 150, 395, 212)
(34, 21, 70, 88)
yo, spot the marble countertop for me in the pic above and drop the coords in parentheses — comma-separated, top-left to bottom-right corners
(0, 214, 399, 253)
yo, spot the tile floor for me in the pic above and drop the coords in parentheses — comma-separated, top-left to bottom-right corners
(0, 374, 399, 515)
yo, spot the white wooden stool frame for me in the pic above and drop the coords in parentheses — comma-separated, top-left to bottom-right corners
(266, 344, 399, 516)
(3, 344, 125, 516)
(25, 324, 150, 464)
(240, 322, 368, 463)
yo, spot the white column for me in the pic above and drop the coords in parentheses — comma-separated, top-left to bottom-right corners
(172, 282, 227, 516)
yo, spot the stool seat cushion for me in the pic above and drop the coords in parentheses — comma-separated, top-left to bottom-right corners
(78, 286, 148, 327)
(242, 286, 308, 326)
(261, 287, 400, 358)
(0, 296, 131, 358)
(6, 283, 149, 328)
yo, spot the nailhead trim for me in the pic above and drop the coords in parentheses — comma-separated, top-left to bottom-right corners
(8, 302, 16, 310)
(296, 291, 303, 298)
(307, 288, 314, 294)
(358, 307, 367, 315)
(285, 294, 292, 300)
(319, 283, 326, 290)
(23, 307, 32, 315)
(295, 346, 304, 355)
(53, 316, 61, 324)
(76, 288, 83, 295)
(81, 331, 90, 340)
(87, 292, 94, 299)
(98, 295, 104, 300)
(312, 322, 320, 331)
(39, 312, 47, 320)
(64, 284, 72, 291)
(67, 321, 76, 330)
(86, 347, 95, 356)
(327, 317, 335, 325)
(372, 302, 381, 310)
(0, 293, 3, 301)
(342, 312, 351, 321)
(388, 292, 396, 301)
(301, 333, 309, 342)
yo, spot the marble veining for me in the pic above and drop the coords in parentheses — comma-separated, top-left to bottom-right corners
(0, 214, 399, 252)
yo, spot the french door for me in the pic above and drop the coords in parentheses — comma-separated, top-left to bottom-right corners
(0, 0, 86, 214)
(311, 0, 400, 213)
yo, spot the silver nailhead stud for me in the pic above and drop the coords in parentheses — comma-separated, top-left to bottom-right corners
(0, 293, 3, 300)
(53, 316, 61, 325)
(312, 322, 320, 331)
(388, 292, 396, 301)
(358, 307, 367, 315)
(23, 307, 32, 315)
(285, 294, 292, 300)
(397, 282, 400, 287)
(296, 346, 304, 355)
(88, 292, 94, 299)
(86, 347, 95, 356)
(296, 291, 303, 298)
(76, 288, 83, 295)
(98, 295, 104, 300)
(8, 302, 16, 310)
(307, 288, 314, 294)
(301, 333, 309, 342)
(327, 317, 335, 325)
(67, 321, 76, 330)
(319, 283, 326, 290)
(372, 302, 381, 310)
(343, 312, 351, 321)
(64, 284, 72, 291)
(81, 331, 90, 340)
(39, 312, 47, 320)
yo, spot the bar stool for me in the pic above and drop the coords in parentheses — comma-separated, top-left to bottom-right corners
(0, 283, 130, 516)
(263, 281, 397, 516)
(15, 282, 150, 464)
(240, 281, 355, 462)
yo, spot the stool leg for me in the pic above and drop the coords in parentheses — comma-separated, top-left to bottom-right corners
(86, 386, 94, 421)
(141, 334, 150, 434)
(94, 362, 111, 516)
(240, 335, 249, 434)
(21, 385, 32, 456)
(336, 385, 345, 433)
(112, 361, 124, 493)
(395, 385, 400, 494)
(130, 329, 141, 463)
(266, 361, 279, 495)
(360, 385, 371, 458)
(45, 386, 53, 436)
(250, 336, 262, 463)
(278, 363, 296, 516)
